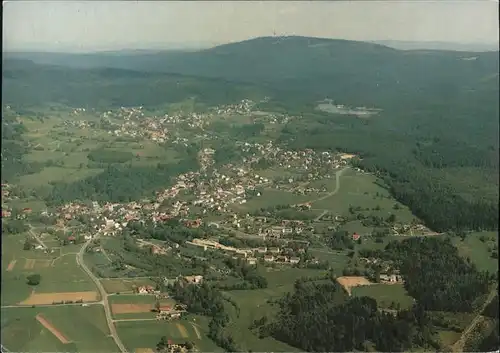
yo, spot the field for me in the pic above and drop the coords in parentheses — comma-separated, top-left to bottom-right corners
(232, 188, 323, 212)
(452, 231, 498, 273)
(1, 305, 118, 352)
(352, 283, 415, 309)
(311, 170, 415, 223)
(215, 267, 326, 352)
(116, 318, 220, 352)
(1, 234, 97, 305)
(100, 278, 156, 294)
(15, 115, 180, 192)
(336, 276, 373, 295)
(20, 291, 99, 305)
(109, 294, 176, 319)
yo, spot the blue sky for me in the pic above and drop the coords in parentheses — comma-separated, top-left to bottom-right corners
(3, 1, 499, 52)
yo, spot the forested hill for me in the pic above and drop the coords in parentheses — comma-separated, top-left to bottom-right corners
(5, 36, 498, 100)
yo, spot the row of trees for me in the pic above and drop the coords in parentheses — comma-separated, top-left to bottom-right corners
(169, 281, 240, 352)
(46, 156, 199, 205)
(221, 258, 268, 289)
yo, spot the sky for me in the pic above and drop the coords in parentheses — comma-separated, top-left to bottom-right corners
(3, 1, 499, 52)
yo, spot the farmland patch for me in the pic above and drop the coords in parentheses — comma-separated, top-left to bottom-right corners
(36, 314, 71, 344)
(111, 304, 153, 315)
(336, 276, 373, 295)
(20, 291, 99, 305)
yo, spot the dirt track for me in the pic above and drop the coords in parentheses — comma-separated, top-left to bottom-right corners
(6, 260, 16, 271)
(36, 314, 71, 344)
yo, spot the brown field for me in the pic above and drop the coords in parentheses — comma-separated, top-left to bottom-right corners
(24, 259, 36, 270)
(36, 314, 71, 344)
(6, 260, 17, 271)
(111, 304, 153, 314)
(176, 323, 188, 338)
(337, 276, 373, 295)
(20, 291, 99, 305)
(136, 349, 154, 353)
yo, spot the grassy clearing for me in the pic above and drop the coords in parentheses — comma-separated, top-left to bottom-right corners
(308, 249, 350, 268)
(233, 189, 322, 212)
(116, 319, 219, 352)
(452, 231, 498, 273)
(259, 267, 326, 287)
(352, 283, 415, 310)
(100, 278, 156, 294)
(1, 305, 117, 352)
(311, 172, 415, 222)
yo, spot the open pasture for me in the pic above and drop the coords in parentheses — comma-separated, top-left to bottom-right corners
(452, 231, 498, 274)
(100, 278, 156, 294)
(311, 171, 415, 222)
(1, 305, 117, 352)
(1, 237, 96, 305)
(116, 319, 219, 353)
(232, 189, 323, 212)
(351, 283, 415, 309)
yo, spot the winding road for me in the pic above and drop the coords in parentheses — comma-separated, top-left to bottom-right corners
(308, 166, 349, 203)
(77, 235, 127, 353)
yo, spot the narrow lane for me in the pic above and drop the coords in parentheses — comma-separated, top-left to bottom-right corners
(77, 235, 127, 353)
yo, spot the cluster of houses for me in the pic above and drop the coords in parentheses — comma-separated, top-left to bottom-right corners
(186, 238, 304, 266)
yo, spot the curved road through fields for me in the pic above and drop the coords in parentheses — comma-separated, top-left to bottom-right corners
(77, 236, 127, 353)
(308, 166, 349, 204)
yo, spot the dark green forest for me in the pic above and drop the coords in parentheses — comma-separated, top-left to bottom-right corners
(359, 237, 493, 312)
(260, 279, 440, 352)
(46, 157, 198, 205)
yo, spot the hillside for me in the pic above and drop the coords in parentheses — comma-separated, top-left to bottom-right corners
(2, 36, 499, 232)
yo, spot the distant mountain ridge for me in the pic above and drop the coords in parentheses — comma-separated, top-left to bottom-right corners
(3, 35, 498, 109)
(372, 40, 498, 52)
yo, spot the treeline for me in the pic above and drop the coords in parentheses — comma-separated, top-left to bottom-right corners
(87, 148, 134, 164)
(46, 156, 198, 205)
(1, 115, 43, 182)
(261, 280, 439, 352)
(218, 257, 268, 290)
(278, 106, 498, 232)
(327, 230, 355, 250)
(360, 237, 492, 312)
(3, 61, 269, 109)
(124, 219, 211, 244)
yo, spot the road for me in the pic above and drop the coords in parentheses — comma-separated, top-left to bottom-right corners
(77, 236, 127, 353)
(220, 167, 349, 240)
(452, 287, 498, 352)
(113, 318, 158, 322)
(308, 166, 349, 203)
(28, 224, 48, 249)
(314, 210, 328, 222)
(1, 302, 101, 309)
